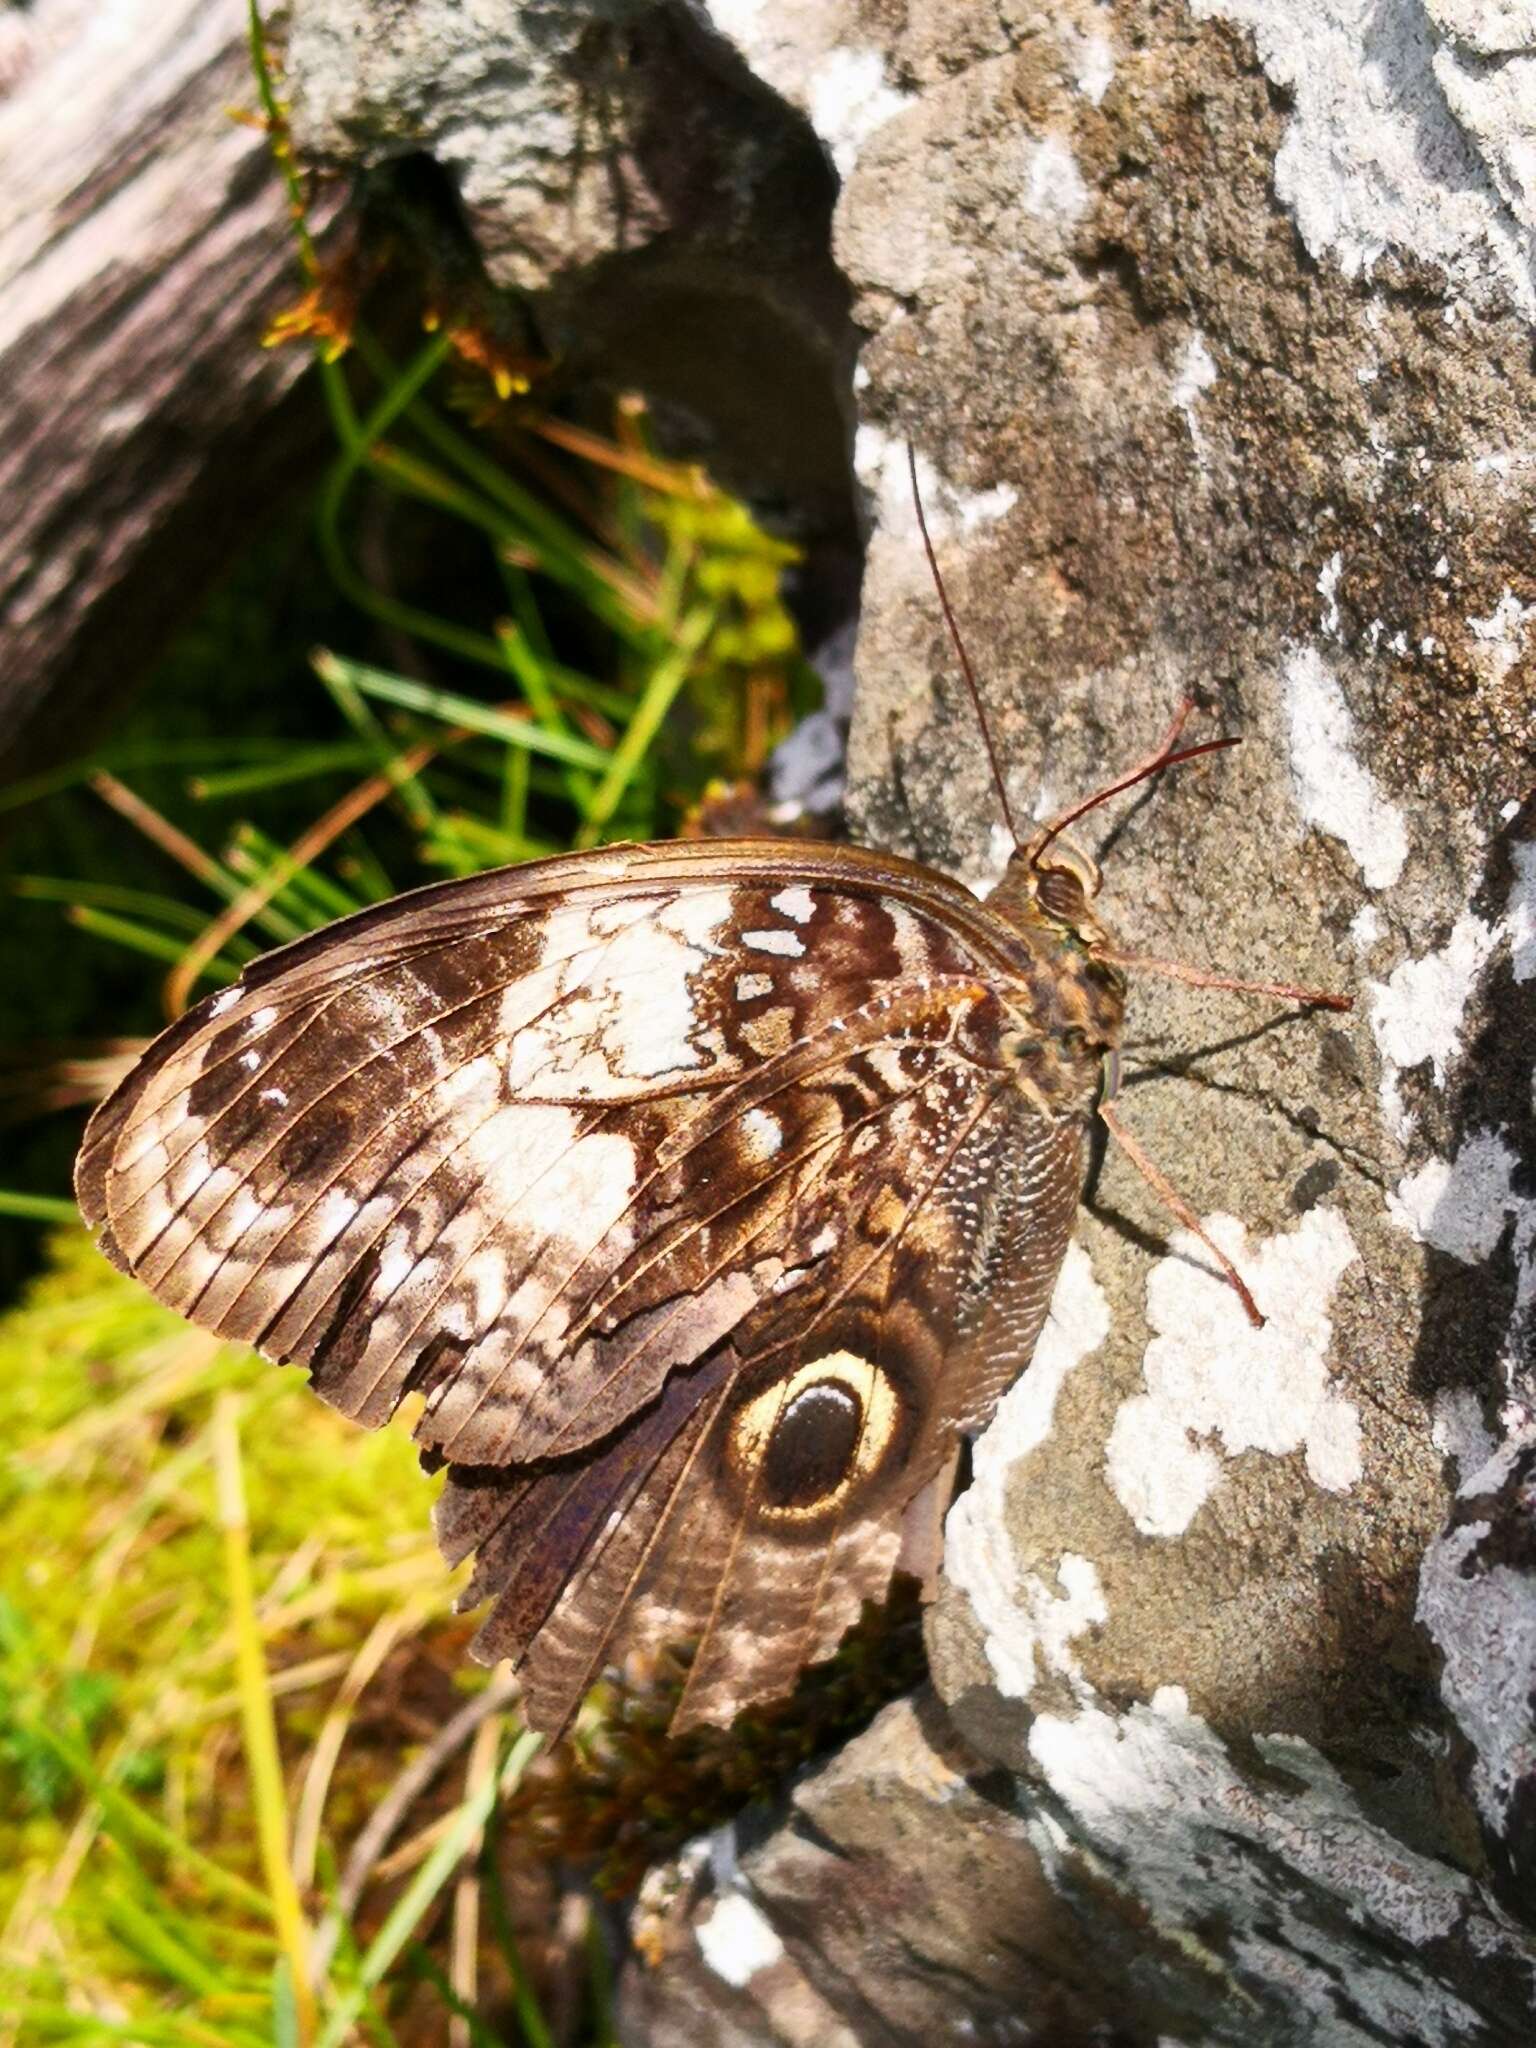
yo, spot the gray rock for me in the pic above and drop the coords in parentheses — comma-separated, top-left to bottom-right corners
(1419, 1435, 1536, 1913)
(626, 1694, 1536, 2046)
(286, 0, 861, 546)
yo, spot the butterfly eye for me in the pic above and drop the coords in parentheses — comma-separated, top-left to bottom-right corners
(1036, 865, 1088, 923)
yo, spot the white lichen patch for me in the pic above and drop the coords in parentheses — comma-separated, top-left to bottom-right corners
(1024, 132, 1090, 223)
(1367, 910, 1501, 1136)
(963, 818, 1020, 901)
(854, 425, 1018, 548)
(695, 1888, 783, 1987)
(1105, 1209, 1362, 1539)
(1350, 904, 1384, 948)
(1466, 586, 1536, 683)
(1190, 0, 1536, 319)
(1388, 1131, 1536, 1343)
(805, 46, 911, 177)
(1283, 647, 1408, 890)
(1317, 550, 1343, 637)
(1170, 330, 1217, 463)
(1064, 25, 1115, 105)
(1388, 1128, 1524, 1264)
(945, 1244, 1112, 1696)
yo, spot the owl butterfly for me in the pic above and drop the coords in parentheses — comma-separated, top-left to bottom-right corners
(75, 452, 1349, 1740)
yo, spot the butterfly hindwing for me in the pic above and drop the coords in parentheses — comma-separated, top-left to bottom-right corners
(433, 1044, 1062, 1734)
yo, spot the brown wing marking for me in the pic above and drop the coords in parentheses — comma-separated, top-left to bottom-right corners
(421, 981, 996, 1464)
(437, 1067, 1019, 1736)
(663, 1073, 1014, 1732)
(90, 893, 679, 1299)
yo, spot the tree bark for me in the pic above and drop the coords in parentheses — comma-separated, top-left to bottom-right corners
(0, 0, 326, 785)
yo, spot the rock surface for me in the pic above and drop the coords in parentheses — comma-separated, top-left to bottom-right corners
(285, 0, 860, 570)
(266, 0, 1536, 2036)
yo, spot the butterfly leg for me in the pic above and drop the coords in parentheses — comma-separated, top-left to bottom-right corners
(1096, 1081, 1264, 1328)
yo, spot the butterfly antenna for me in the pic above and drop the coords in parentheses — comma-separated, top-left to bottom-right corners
(1032, 698, 1241, 872)
(906, 441, 1023, 852)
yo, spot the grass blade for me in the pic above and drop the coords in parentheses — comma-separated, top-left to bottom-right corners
(188, 747, 379, 800)
(575, 605, 716, 845)
(318, 656, 613, 771)
(314, 1730, 541, 2048)
(0, 1192, 81, 1223)
(18, 1718, 273, 1919)
(212, 1398, 317, 2044)
(65, 907, 248, 986)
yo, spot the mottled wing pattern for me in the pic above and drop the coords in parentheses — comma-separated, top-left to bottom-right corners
(77, 840, 1085, 1733)
(435, 1062, 1081, 1734)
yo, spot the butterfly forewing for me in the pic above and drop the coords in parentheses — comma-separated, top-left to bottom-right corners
(76, 839, 1089, 1733)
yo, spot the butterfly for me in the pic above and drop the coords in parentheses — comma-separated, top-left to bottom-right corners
(74, 460, 1349, 1740)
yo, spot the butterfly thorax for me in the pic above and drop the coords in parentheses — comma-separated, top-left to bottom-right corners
(984, 841, 1126, 1121)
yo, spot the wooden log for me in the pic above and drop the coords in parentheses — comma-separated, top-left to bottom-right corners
(0, 0, 327, 785)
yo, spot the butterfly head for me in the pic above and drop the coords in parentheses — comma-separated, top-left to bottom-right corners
(1017, 832, 1106, 943)
(984, 837, 1126, 1121)
(990, 830, 1114, 959)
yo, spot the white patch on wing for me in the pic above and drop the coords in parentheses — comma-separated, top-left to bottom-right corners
(225, 1187, 266, 1241)
(658, 887, 733, 949)
(463, 1107, 635, 1237)
(742, 928, 805, 957)
(503, 888, 734, 1090)
(330, 1109, 642, 1444)
(770, 885, 815, 923)
(168, 1146, 213, 1210)
(239, 1050, 261, 1072)
(314, 1187, 360, 1240)
(375, 1224, 416, 1298)
(462, 1246, 510, 1327)
(735, 972, 774, 1002)
(884, 901, 931, 977)
(741, 1107, 783, 1159)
